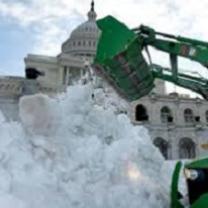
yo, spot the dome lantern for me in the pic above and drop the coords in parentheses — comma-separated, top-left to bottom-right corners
(61, 0, 100, 58)
(88, 0, 97, 21)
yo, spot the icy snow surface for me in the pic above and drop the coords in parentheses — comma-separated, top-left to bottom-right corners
(0, 84, 173, 208)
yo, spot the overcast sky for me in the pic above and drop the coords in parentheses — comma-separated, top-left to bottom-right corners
(0, 0, 208, 94)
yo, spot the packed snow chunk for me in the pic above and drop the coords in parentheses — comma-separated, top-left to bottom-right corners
(19, 94, 57, 135)
(0, 84, 173, 208)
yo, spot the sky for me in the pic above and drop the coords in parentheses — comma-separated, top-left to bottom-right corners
(0, 0, 208, 94)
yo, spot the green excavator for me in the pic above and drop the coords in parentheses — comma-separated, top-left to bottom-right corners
(93, 15, 208, 208)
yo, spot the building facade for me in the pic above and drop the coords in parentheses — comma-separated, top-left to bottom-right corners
(24, 0, 99, 91)
(129, 90, 208, 160)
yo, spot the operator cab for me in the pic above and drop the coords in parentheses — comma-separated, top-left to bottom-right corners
(184, 158, 208, 206)
(172, 159, 208, 208)
(184, 167, 208, 204)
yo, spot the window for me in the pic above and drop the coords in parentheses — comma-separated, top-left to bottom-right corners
(135, 104, 148, 122)
(195, 116, 200, 123)
(184, 108, 194, 123)
(153, 137, 169, 159)
(179, 138, 195, 159)
(63, 66, 67, 85)
(161, 106, 173, 123)
(206, 110, 208, 123)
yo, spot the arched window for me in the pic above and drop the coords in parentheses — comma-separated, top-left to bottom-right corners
(135, 104, 148, 122)
(184, 108, 194, 123)
(206, 110, 208, 123)
(153, 137, 169, 159)
(179, 138, 196, 159)
(88, 41, 91, 46)
(161, 106, 173, 123)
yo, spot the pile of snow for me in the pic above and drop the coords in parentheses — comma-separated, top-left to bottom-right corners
(0, 84, 172, 208)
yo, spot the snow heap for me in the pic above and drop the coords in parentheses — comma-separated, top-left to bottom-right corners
(0, 84, 172, 208)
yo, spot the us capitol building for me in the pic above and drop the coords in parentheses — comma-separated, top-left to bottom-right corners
(1, 1, 208, 160)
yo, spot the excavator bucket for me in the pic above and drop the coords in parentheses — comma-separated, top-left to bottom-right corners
(93, 16, 155, 101)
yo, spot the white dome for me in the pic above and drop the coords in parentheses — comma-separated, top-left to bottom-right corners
(61, 1, 100, 58)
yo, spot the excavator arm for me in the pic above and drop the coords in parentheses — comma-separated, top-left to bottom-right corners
(93, 16, 208, 101)
(136, 24, 208, 66)
(137, 25, 208, 99)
